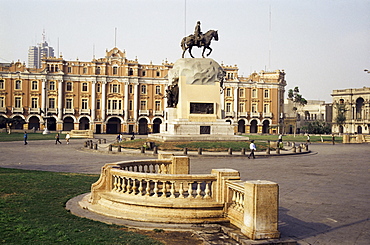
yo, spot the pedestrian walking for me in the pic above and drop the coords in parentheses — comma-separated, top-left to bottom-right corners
(332, 134, 335, 145)
(55, 133, 62, 144)
(307, 134, 311, 144)
(24, 131, 28, 145)
(65, 133, 71, 144)
(248, 140, 256, 159)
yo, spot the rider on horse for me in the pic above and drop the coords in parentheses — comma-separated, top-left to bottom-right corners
(194, 21, 203, 47)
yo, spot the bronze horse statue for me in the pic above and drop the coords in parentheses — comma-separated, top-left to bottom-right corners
(181, 30, 219, 58)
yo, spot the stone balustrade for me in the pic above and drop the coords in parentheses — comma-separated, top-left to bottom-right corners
(82, 154, 279, 240)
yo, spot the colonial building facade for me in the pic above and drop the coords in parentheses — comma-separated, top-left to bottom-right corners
(0, 47, 286, 134)
(331, 87, 370, 134)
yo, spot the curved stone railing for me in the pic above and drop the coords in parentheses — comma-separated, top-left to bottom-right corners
(82, 154, 280, 240)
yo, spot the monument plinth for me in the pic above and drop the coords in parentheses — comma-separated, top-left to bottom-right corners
(149, 58, 243, 142)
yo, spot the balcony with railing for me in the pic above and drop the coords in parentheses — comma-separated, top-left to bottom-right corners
(263, 112, 273, 118)
(81, 155, 280, 240)
(225, 111, 235, 117)
(12, 107, 24, 113)
(238, 112, 248, 117)
(154, 110, 164, 116)
(79, 109, 90, 114)
(28, 108, 40, 114)
(250, 112, 260, 118)
(0, 107, 7, 113)
(139, 110, 149, 116)
(63, 108, 75, 114)
(47, 108, 58, 114)
(106, 109, 124, 115)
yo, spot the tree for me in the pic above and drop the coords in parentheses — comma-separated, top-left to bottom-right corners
(287, 86, 307, 136)
(301, 120, 332, 134)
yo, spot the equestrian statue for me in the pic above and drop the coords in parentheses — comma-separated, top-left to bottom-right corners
(181, 21, 219, 58)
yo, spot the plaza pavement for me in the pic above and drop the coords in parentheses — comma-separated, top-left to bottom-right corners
(0, 135, 369, 244)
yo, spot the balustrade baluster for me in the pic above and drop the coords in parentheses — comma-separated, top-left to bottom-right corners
(204, 182, 211, 199)
(235, 191, 240, 210)
(231, 190, 237, 207)
(170, 181, 176, 198)
(131, 179, 137, 195)
(161, 181, 167, 198)
(146, 165, 150, 173)
(153, 180, 159, 197)
(112, 175, 118, 191)
(196, 182, 202, 198)
(138, 179, 144, 195)
(152, 164, 156, 173)
(117, 176, 122, 192)
(178, 182, 185, 198)
(188, 182, 194, 198)
(121, 177, 126, 193)
(145, 180, 151, 196)
(238, 193, 244, 212)
(126, 178, 132, 194)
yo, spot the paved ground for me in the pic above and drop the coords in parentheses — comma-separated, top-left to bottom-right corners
(1, 136, 369, 244)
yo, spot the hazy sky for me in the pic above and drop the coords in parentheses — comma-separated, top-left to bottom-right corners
(1, 0, 369, 102)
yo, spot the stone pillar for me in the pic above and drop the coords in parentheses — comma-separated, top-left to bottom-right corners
(170, 156, 189, 174)
(241, 180, 280, 240)
(101, 82, 107, 122)
(211, 169, 240, 203)
(41, 79, 46, 112)
(124, 83, 129, 122)
(133, 84, 139, 121)
(91, 81, 96, 121)
(57, 80, 63, 121)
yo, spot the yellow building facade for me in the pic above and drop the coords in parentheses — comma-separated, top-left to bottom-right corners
(0, 47, 286, 134)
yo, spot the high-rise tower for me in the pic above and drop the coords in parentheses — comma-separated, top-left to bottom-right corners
(28, 31, 54, 69)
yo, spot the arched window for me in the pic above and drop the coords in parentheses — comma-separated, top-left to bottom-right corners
(15, 80, 22, 90)
(49, 81, 55, 91)
(31, 81, 38, 90)
(113, 66, 118, 75)
(252, 89, 257, 98)
(82, 82, 88, 92)
(66, 82, 72, 91)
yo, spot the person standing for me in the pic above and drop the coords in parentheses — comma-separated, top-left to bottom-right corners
(24, 131, 28, 145)
(332, 134, 335, 145)
(55, 133, 62, 144)
(65, 133, 71, 144)
(307, 134, 311, 144)
(248, 140, 256, 159)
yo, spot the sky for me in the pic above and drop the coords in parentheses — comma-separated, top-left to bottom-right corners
(1, 0, 369, 102)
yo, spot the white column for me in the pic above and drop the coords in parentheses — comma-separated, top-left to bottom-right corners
(91, 81, 96, 121)
(233, 87, 238, 118)
(101, 82, 107, 121)
(41, 79, 46, 113)
(124, 83, 129, 121)
(57, 80, 63, 121)
(133, 84, 139, 121)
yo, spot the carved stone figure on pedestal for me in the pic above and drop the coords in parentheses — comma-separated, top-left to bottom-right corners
(165, 78, 179, 108)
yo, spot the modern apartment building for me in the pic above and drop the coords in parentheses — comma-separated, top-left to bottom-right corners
(0, 47, 286, 134)
(28, 41, 55, 69)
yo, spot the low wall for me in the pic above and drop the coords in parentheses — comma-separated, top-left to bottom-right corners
(70, 130, 94, 138)
(81, 155, 280, 240)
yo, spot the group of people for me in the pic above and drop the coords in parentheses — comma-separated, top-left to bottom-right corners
(23, 132, 71, 145)
(116, 132, 135, 142)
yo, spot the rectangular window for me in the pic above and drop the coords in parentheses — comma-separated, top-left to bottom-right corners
(0, 80, 4, 89)
(66, 82, 72, 91)
(49, 98, 55, 108)
(226, 102, 231, 113)
(226, 88, 231, 97)
(155, 101, 161, 111)
(141, 85, 147, 94)
(66, 99, 72, 109)
(252, 89, 257, 98)
(129, 100, 133, 110)
(31, 81, 38, 90)
(49, 81, 55, 91)
(15, 80, 22, 90)
(264, 89, 269, 98)
(82, 83, 88, 92)
(31, 98, 38, 108)
(239, 88, 244, 98)
(155, 86, 161, 95)
(113, 66, 118, 75)
(68, 67, 72, 73)
(140, 100, 147, 110)
(82, 99, 88, 110)
(129, 85, 133, 94)
(0, 97, 5, 107)
(83, 67, 87, 74)
(252, 103, 257, 113)
(264, 104, 270, 113)
(239, 103, 244, 112)
(15, 97, 22, 108)
(110, 84, 120, 93)
(96, 99, 101, 110)
(96, 83, 101, 93)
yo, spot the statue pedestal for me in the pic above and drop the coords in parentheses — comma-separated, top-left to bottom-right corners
(151, 58, 244, 142)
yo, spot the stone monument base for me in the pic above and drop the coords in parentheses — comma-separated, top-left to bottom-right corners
(148, 133, 247, 142)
